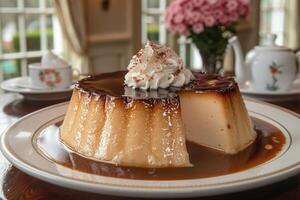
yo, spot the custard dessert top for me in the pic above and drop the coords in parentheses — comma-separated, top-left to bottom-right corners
(75, 71, 237, 99)
(183, 73, 236, 93)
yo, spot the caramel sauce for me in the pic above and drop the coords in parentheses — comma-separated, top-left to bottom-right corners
(75, 71, 237, 99)
(37, 118, 285, 180)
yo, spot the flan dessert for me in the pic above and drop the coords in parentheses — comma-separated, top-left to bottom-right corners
(60, 42, 256, 168)
(179, 74, 256, 154)
(60, 74, 191, 168)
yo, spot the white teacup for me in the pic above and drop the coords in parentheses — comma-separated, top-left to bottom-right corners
(29, 63, 73, 89)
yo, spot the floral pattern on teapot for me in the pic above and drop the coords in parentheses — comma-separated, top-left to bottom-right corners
(266, 61, 282, 91)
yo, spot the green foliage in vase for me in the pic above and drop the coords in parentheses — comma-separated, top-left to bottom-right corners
(189, 23, 236, 74)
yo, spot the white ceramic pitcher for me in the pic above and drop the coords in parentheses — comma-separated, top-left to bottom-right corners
(229, 35, 299, 92)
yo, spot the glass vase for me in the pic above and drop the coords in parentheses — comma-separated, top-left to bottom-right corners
(198, 49, 226, 74)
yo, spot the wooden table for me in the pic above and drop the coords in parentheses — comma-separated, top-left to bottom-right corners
(0, 93, 299, 200)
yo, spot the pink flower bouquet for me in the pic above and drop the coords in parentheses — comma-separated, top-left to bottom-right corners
(165, 0, 250, 73)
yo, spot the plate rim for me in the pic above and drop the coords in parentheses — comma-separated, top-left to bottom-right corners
(1, 99, 300, 198)
(239, 83, 300, 96)
(1, 77, 72, 94)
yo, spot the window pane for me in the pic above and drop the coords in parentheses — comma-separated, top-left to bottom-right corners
(0, 14, 19, 53)
(272, 0, 285, 8)
(0, 59, 21, 80)
(0, 0, 17, 7)
(27, 57, 41, 65)
(47, 15, 54, 50)
(24, 0, 39, 8)
(146, 15, 159, 42)
(260, 0, 269, 9)
(260, 11, 271, 35)
(25, 14, 41, 51)
(271, 10, 284, 32)
(46, 0, 53, 8)
(147, 0, 160, 8)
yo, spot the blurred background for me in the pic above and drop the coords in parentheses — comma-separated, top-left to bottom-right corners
(0, 0, 299, 81)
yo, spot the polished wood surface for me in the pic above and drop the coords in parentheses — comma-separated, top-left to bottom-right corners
(0, 93, 299, 200)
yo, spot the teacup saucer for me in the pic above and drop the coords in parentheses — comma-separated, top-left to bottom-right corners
(1, 77, 73, 101)
(239, 77, 300, 102)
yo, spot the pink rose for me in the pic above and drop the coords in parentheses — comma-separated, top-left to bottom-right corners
(213, 10, 224, 20)
(207, 0, 218, 5)
(226, 0, 238, 11)
(179, 25, 188, 33)
(238, 0, 250, 5)
(192, 0, 205, 7)
(219, 16, 229, 26)
(204, 16, 215, 27)
(182, 29, 190, 36)
(182, 1, 194, 11)
(228, 12, 238, 21)
(199, 4, 210, 12)
(164, 0, 250, 36)
(178, 26, 190, 36)
(177, 24, 188, 34)
(214, 0, 226, 7)
(192, 23, 204, 33)
(184, 10, 197, 24)
(171, 5, 182, 13)
(174, 13, 185, 24)
(191, 11, 203, 23)
(238, 5, 249, 17)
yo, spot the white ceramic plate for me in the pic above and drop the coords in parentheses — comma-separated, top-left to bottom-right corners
(1, 99, 300, 198)
(1, 77, 72, 101)
(240, 78, 300, 102)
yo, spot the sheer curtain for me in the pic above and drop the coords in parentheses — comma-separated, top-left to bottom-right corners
(285, 0, 300, 50)
(54, 0, 89, 74)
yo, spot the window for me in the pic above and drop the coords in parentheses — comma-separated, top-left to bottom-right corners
(259, 0, 287, 45)
(142, 0, 202, 70)
(0, 0, 63, 81)
(141, 0, 167, 45)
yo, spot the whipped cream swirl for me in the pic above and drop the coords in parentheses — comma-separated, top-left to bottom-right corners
(124, 42, 194, 90)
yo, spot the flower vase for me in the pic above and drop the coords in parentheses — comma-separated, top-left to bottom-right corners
(199, 49, 226, 74)
(165, 0, 250, 75)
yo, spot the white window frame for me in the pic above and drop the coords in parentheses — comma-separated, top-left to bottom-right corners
(0, 0, 59, 79)
(141, 0, 167, 45)
(259, 0, 287, 46)
(141, 0, 202, 70)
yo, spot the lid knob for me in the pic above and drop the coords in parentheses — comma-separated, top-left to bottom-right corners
(264, 34, 277, 46)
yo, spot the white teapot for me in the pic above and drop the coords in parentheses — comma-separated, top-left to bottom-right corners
(229, 35, 299, 92)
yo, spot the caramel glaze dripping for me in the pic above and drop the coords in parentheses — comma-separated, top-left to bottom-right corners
(37, 118, 285, 180)
(75, 71, 237, 101)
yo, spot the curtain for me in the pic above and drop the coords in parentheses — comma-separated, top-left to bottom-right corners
(285, 0, 300, 50)
(54, 0, 89, 74)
